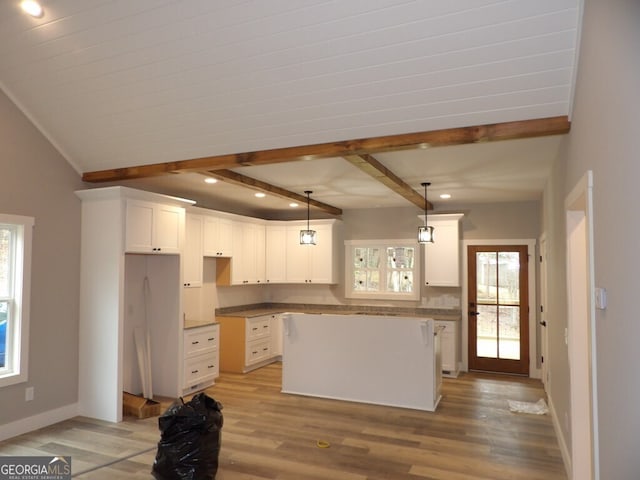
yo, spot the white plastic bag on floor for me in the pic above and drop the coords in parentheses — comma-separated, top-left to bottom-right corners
(508, 398, 549, 415)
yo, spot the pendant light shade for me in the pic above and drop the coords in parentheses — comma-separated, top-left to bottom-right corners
(418, 182, 435, 244)
(300, 190, 317, 245)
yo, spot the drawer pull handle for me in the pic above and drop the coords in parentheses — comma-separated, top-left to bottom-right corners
(208, 337, 215, 341)
(191, 369, 199, 374)
(207, 364, 215, 369)
(192, 341, 199, 345)
(252, 327, 258, 331)
(252, 350, 258, 354)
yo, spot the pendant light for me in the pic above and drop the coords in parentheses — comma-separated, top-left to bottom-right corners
(300, 190, 317, 245)
(418, 182, 435, 244)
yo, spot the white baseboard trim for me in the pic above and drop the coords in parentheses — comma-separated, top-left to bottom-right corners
(548, 391, 571, 478)
(0, 403, 79, 442)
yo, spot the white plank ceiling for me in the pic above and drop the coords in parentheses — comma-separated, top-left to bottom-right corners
(0, 0, 581, 215)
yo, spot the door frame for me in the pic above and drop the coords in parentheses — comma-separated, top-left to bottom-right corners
(539, 233, 549, 390)
(461, 239, 538, 378)
(565, 170, 599, 479)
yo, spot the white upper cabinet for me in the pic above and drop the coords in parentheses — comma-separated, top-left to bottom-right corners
(125, 199, 184, 254)
(285, 220, 339, 284)
(217, 220, 266, 285)
(203, 215, 233, 257)
(265, 224, 287, 283)
(183, 213, 203, 287)
(423, 213, 464, 287)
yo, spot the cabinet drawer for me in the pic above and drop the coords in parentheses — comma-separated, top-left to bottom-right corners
(246, 338, 272, 366)
(184, 325, 219, 357)
(184, 352, 218, 388)
(247, 317, 271, 341)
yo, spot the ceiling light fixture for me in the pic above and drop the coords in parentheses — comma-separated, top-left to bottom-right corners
(300, 190, 317, 245)
(204, 177, 217, 184)
(289, 202, 299, 208)
(20, 0, 44, 18)
(440, 193, 451, 199)
(255, 192, 266, 198)
(418, 182, 435, 244)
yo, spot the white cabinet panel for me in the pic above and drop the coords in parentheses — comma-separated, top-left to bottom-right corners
(203, 216, 233, 257)
(125, 199, 183, 254)
(183, 324, 219, 391)
(265, 225, 287, 283)
(424, 213, 463, 287)
(218, 313, 280, 373)
(435, 320, 458, 377)
(285, 221, 338, 284)
(183, 214, 203, 287)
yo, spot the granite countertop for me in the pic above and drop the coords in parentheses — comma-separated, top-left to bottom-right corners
(215, 303, 461, 322)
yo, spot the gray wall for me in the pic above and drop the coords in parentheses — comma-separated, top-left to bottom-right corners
(544, 0, 640, 476)
(268, 201, 541, 308)
(0, 90, 83, 424)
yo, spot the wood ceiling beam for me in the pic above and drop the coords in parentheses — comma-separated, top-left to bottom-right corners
(343, 154, 433, 210)
(82, 116, 570, 182)
(203, 170, 342, 216)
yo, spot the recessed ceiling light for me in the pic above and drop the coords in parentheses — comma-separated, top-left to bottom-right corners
(204, 177, 217, 184)
(20, 0, 44, 18)
(440, 193, 451, 199)
(289, 202, 299, 208)
(255, 192, 266, 198)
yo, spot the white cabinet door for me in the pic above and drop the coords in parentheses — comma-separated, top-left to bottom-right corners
(183, 214, 203, 287)
(125, 200, 155, 252)
(155, 204, 183, 253)
(435, 320, 458, 377)
(203, 216, 233, 257)
(309, 223, 335, 283)
(125, 199, 183, 254)
(183, 324, 219, 390)
(286, 222, 337, 284)
(424, 214, 463, 287)
(265, 225, 286, 283)
(285, 226, 310, 283)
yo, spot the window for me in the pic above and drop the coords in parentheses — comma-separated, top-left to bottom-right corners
(345, 240, 420, 301)
(0, 214, 33, 387)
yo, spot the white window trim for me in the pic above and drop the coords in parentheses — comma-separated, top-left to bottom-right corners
(0, 214, 34, 388)
(345, 239, 420, 301)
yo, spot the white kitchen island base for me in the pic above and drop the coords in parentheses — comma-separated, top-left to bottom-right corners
(281, 313, 442, 411)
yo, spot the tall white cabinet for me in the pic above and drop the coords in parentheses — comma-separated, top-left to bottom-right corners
(76, 187, 193, 423)
(423, 213, 464, 287)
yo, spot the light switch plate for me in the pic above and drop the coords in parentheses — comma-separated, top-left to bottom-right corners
(595, 287, 607, 310)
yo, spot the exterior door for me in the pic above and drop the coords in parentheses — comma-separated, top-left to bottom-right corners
(468, 245, 529, 375)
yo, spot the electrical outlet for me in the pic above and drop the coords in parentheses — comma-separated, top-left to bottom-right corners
(25, 386, 34, 402)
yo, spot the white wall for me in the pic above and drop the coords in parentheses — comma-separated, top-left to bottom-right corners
(0, 90, 83, 425)
(545, 0, 640, 476)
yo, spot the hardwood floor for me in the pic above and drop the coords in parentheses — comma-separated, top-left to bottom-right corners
(0, 364, 567, 479)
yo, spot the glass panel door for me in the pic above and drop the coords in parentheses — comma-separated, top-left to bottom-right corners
(468, 245, 529, 375)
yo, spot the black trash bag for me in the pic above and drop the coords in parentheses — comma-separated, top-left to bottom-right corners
(151, 393, 223, 480)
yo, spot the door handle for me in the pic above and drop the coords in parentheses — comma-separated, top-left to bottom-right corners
(469, 311, 480, 316)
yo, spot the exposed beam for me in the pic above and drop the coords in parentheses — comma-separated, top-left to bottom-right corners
(203, 170, 343, 216)
(343, 154, 433, 210)
(82, 116, 570, 182)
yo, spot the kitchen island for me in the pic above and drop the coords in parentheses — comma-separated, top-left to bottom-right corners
(281, 313, 442, 411)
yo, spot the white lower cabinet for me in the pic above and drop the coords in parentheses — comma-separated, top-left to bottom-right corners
(435, 320, 458, 377)
(183, 324, 219, 392)
(218, 313, 280, 373)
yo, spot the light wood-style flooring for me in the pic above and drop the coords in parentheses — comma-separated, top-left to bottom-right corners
(0, 364, 567, 479)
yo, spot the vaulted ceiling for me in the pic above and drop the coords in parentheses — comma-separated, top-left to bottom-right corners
(0, 0, 581, 217)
